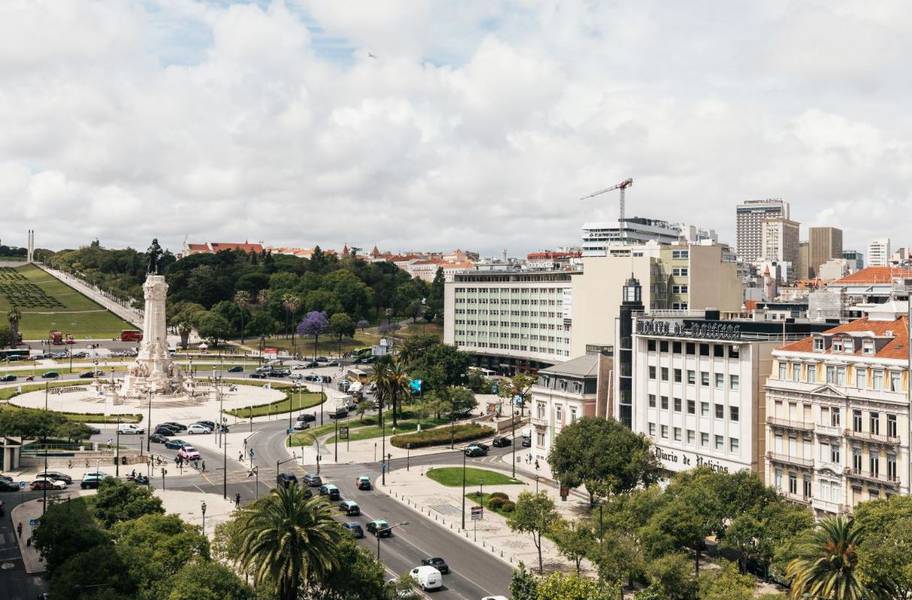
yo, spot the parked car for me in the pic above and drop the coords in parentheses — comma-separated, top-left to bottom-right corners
(154, 426, 178, 437)
(292, 421, 310, 431)
(194, 420, 217, 430)
(315, 356, 328, 363)
(277, 473, 298, 488)
(356, 475, 372, 491)
(338, 500, 360, 516)
(342, 522, 364, 538)
(366, 519, 391, 537)
(78, 371, 97, 379)
(492, 436, 511, 448)
(149, 433, 168, 444)
(296, 413, 316, 423)
(464, 445, 488, 457)
(161, 422, 187, 432)
(249, 372, 267, 379)
(187, 424, 211, 435)
(39, 471, 72, 484)
(117, 424, 144, 435)
(80, 472, 109, 489)
(0, 480, 18, 492)
(521, 434, 531, 448)
(164, 438, 188, 450)
(177, 446, 201, 461)
(31, 478, 66, 491)
(319, 483, 341, 501)
(227, 366, 243, 373)
(302, 473, 322, 487)
(409, 566, 443, 591)
(421, 557, 450, 574)
(0, 374, 17, 382)
(42, 371, 60, 379)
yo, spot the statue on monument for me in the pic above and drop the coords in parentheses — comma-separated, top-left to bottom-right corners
(147, 238, 164, 274)
(7, 307, 21, 344)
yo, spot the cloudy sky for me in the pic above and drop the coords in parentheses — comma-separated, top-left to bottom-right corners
(1, 0, 909, 257)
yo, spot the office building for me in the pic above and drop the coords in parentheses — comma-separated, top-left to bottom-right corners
(581, 218, 683, 255)
(765, 302, 911, 515)
(868, 239, 891, 268)
(797, 242, 810, 280)
(736, 199, 790, 262)
(761, 217, 800, 279)
(842, 250, 864, 273)
(808, 227, 843, 278)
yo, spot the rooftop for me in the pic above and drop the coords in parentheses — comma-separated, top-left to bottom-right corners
(539, 353, 600, 378)
(781, 315, 909, 360)
(832, 266, 912, 285)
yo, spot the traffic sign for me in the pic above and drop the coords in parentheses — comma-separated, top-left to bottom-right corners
(471, 506, 483, 521)
(18, 481, 26, 489)
(339, 426, 349, 440)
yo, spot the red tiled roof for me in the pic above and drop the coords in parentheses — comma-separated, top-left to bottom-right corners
(781, 316, 909, 360)
(186, 243, 208, 251)
(527, 251, 582, 260)
(208, 242, 264, 253)
(832, 266, 912, 285)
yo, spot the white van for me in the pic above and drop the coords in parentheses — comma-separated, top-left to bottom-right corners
(337, 395, 357, 411)
(409, 565, 443, 591)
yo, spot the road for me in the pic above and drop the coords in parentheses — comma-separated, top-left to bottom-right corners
(0, 491, 48, 599)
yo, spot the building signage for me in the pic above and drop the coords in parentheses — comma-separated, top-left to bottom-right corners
(653, 446, 733, 474)
(637, 319, 741, 340)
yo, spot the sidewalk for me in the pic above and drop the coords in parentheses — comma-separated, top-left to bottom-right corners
(378, 463, 594, 575)
(38, 265, 144, 328)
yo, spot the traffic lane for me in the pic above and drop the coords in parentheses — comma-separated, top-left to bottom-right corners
(0, 491, 47, 600)
(324, 466, 512, 599)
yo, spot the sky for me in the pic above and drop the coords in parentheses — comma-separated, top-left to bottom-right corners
(1, 0, 910, 257)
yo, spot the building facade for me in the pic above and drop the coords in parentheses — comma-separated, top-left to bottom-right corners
(736, 199, 790, 263)
(808, 227, 844, 279)
(761, 218, 800, 277)
(868, 239, 891, 268)
(765, 303, 911, 515)
(842, 250, 864, 273)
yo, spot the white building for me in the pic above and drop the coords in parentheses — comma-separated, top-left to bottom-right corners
(765, 301, 911, 515)
(581, 218, 683, 256)
(868, 238, 891, 267)
(736, 199, 790, 263)
(761, 217, 800, 279)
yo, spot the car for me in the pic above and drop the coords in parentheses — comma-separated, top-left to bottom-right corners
(356, 475, 372, 490)
(305, 374, 321, 382)
(194, 420, 217, 430)
(328, 408, 348, 419)
(0, 480, 18, 492)
(154, 425, 178, 436)
(521, 434, 531, 448)
(420, 557, 450, 574)
(227, 366, 243, 373)
(315, 356, 328, 362)
(0, 374, 16, 382)
(39, 471, 73, 484)
(277, 473, 298, 488)
(80, 472, 109, 489)
(464, 445, 488, 457)
(0, 474, 14, 483)
(342, 522, 364, 538)
(31, 479, 65, 491)
(319, 483, 340, 500)
(117, 424, 144, 435)
(177, 446, 201, 461)
(366, 519, 391, 537)
(302, 474, 322, 487)
(296, 413, 316, 423)
(292, 421, 310, 431)
(339, 500, 360, 516)
(187, 424, 211, 435)
(249, 372, 267, 379)
(409, 566, 443, 591)
(480, 596, 510, 600)
(78, 371, 97, 378)
(492, 436, 511, 448)
(149, 433, 168, 444)
(42, 371, 60, 379)
(164, 438, 188, 450)
(161, 422, 187, 432)
(325, 361, 339, 367)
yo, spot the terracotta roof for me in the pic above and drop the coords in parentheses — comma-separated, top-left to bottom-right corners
(209, 242, 264, 253)
(186, 243, 208, 251)
(780, 316, 909, 360)
(832, 266, 912, 285)
(527, 251, 582, 260)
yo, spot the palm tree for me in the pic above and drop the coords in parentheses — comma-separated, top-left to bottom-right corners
(237, 484, 343, 600)
(282, 293, 300, 351)
(234, 290, 252, 344)
(786, 516, 866, 600)
(372, 356, 410, 428)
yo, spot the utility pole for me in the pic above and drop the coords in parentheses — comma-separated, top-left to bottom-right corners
(42, 382, 49, 514)
(146, 389, 152, 453)
(115, 415, 121, 478)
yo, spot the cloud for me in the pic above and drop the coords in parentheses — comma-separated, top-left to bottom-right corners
(1, 0, 911, 257)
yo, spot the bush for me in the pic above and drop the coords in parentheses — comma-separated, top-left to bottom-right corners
(489, 492, 509, 501)
(390, 423, 494, 449)
(487, 497, 506, 511)
(500, 500, 516, 513)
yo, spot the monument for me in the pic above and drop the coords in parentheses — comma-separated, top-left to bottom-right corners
(120, 240, 186, 398)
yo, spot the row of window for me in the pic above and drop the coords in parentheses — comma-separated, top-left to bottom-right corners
(777, 362, 904, 392)
(812, 336, 878, 354)
(454, 330, 568, 338)
(453, 320, 565, 329)
(454, 287, 563, 294)
(648, 366, 740, 390)
(455, 298, 562, 305)
(773, 469, 895, 503)
(454, 341, 569, 356)
(648, 394, 740, 421)
(648, 423, 739, 453)
(646, 339, 741, 359)
(772, 401, 899, 439)
(454, 309, 563, 317)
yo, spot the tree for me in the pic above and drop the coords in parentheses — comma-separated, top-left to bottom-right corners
(356, 319, 369, 333)
(92, 478, 164, 527)
(283, 293, 301, 346)
(371, 356, 410, 427)
(49, 543, 135, 599)
(329, 312, 355, 356)
(246, 310, 277, 338)
(0, 324, 13, 348)
(298, 311, 330, 361)
(173, 307, 203, 349)
(167, 560, 253, 600)
(427, 267, 445, 322)
(645, 496, 714, 574)
(498, 373, 535, 416)
(786, 517, 867, 600)
(305, 539, 387, 600)
(697, 560, 754, 600)
(593, 530, 647, 593)
(548, 417, 660, 505)
(552, 518, 593, 574)
(536, 571, 620, 600)
(510, 563, 539, 600)
(643, 553, 697, 600)
(237, 484, 344, 600)
(406, 300, 423, 323)
(33, 497, 109, 575)
(855, 496, 912, 596)
(723, 500, 813, 576)
(234, 290, 252, 344)
(508, 491, 560, 574)
(197, 311, 232, 346)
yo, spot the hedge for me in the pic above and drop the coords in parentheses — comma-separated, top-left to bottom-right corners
(500, 500, 516, 513)
(489, 492, 509, 501)
(390, 423, 494, 449)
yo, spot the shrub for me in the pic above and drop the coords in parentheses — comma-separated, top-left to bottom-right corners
(487, 497, 506, 511)
(500, 500, 516, 513)
(489, 492, 509, 501)
(390, 423, 494, 449)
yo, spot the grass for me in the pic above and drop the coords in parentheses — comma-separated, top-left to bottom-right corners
(225, 390, 324, 418)
(0, 264, 134, 339)
(288, 422, 337, 447)
(0, 381, 142, 423)
(391, 423, 494, 449)
(427, 467, 522, 487)
(325, 415, 450, 443)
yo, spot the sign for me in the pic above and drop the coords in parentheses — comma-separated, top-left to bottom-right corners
(29, 518, 39, 527)
(636, 319, 741, 340)
(471, 506, 483, 521)
(339, 426, 349, 440)
(409, 379, 422, 394)
(262, 347, 279, 359)
(653, 446, 732, 474)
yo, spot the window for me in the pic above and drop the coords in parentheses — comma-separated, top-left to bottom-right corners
(730, 374, 739, 390)
(853, 410, 862, 432)
(701, 372, 710, 386)
(648, 394, 656, 408)
(649, 366, 656, 379)
(870, 455, 880, 476)
(779, 363, 788, 380)
(870, 413, 880, 435)
(833, 339, 843, 353)
(856, 369, 867, 389)
(888, 414, 897, 438)
(673, 341, 681, 353)
(831, 407, 841, 427)
(674, 368, 682, 383)
(730, 438, 739, 453)
(660, 425, 668, 439)
(788, 473, 797, 495)
(687, 370, 696, 384)
(661, 367, 669, 381)
(570, 407, 578, 424)
(836, 367, 846, 385)
(873, 370, 884, 390)
(715, 435, 724, 450)
(853, 448, 862, 471)
(863, 339, 875, 355)
(730, 406, 740, 422)
(807, 365, 816, 383)
(830, 445, 840, 465)
(647, 340, 657, 352)
(774, 468, 783, 490)
(700, 402, 709, 416)
(792, 364, 800, 382)
(687, 430, 695, 444)
(660, 341, 669, 352)
(715, 373, 724, 388)
(888, 454, 897, 481)
(715, 404, 724, 419)
(714, 345, 724, 358)
(661, 396, 669, 410)
(673, 427, 681, 441)
(701, 432, 709, 446)
(686, 343, 695, 355)
(700, 344, 709, 356)
(826, 366, 836, 383)
(537, 431, 546, 446)
(803, 478, 812, 499)
(672, 267, 689, 276)
(814, 337, 824, 351)
(890, 371, 902, 392)
(673, 397, 682, 412)
(687, 399, 696, 414)
(648, 422, 656, 436)
(729, 346, 739, 359)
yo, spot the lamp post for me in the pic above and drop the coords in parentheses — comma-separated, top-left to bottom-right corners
(115, 415, 121, 478)
(277, 454, 296, 477)
(223, 438, 228, 500)
(380, 405, 387, 486)
(375, 521, 409, 561)
(201, 501, 207, 534)
(406, 443, 411, 471)
(42, 382, 49, 514)
(146, 389, 152, 454)
(161, 467, 167, 491)
(461, 446, 467, 529)
(319, 380, 324, 426)
(316, 453, 321, 475)
(511, 395, 516, 479)
(334, 416, 339, 463)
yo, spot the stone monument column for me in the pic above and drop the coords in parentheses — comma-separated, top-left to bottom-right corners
(121, 274, 179, 397)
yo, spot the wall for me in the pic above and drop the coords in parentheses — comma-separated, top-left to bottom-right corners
(687, 245, 743, 312)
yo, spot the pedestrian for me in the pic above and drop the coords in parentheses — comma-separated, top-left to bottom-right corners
(235, 492, 241, 508)
(239, 452, 243, 462)
(26, 537, 31, 547)
(131, 469, 136, 479)
(17, 522, 22, 538)
(201, 460, 206, 472)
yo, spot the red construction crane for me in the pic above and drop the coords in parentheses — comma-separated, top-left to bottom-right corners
(580, 177, 633, 221)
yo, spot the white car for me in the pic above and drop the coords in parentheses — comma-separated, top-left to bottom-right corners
(187, 424, 211, 434)
(409, 566, 443, 591)
(117, 424, 144, 435)
(33, 477, 67, 489)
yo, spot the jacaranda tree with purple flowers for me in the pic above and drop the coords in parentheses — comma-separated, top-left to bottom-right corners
(297, 311, 330, 360)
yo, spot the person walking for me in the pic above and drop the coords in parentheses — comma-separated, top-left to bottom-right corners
(201, 460, 206, 472)
(235, 492, 241, 508)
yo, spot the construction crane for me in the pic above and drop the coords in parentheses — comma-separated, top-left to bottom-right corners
(580, 177, 633, 221)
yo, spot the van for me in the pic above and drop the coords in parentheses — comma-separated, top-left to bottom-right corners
(409, 566, 443, 591)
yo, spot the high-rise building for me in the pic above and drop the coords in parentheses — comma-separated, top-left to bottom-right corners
(761, 218, 800, 278)
(736, 199, 790, 262)
(868, 238, 891, 267)
(808, 227, 843, 278)
(796, 241, 810, 280)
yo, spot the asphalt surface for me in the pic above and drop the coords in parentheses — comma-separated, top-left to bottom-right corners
(0, 490, 48, 600)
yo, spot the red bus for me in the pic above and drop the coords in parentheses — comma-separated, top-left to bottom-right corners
(121, 330, 143, 342)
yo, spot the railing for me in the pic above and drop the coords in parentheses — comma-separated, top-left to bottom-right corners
(844, 467, 900, 488)
(815, 423, 842, 437)
(843, 429, 900, 446)
(767, 416, 814, 432)
(530, 415, 548, 428)
(766, 451, 814, 469)
(781, 492, 811, 505)
(812, 498, 849, 515)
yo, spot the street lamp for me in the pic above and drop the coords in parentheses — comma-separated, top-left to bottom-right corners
(406, 443, 411, 471)
(375, 521, 409, 561)
(461, 445, 468, 529)
(42, 382, 49, 514)
(115, 415, 121, 478)
(277, 454, 297, 477)
(201, 501, 207, 534)
(146, 389, 152, 454)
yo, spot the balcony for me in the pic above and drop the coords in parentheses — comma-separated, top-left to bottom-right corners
(767, 451, 814, 469)
(766, 416, 814, 433)
(780, 492, 811, 505)
(843, 429, 900, 446)
(844, 467, 900, 489)
(815, 423, 842, 438)
(530, 415, 549, 428)
(812, 498, 850, 515)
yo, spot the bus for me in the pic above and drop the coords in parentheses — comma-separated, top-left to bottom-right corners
(120, 330, 143, 342)
(469, 366, 496, 378)
(0, 348, 29, 361)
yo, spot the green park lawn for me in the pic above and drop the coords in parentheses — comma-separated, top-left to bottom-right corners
(325, 412, 450, 443)
(288, 422, 336, 447)
(0, 263, 133, 339)
(428, 467, 522, 487)
(225, 389, 324, 418)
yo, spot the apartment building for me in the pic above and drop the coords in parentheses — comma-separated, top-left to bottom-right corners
(736, 199, 790, 262)
(765, 302, 911, 516)
(444, 270, 574, 373)
(761, 218, 800, 278)
(629, 311, 830, 476)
